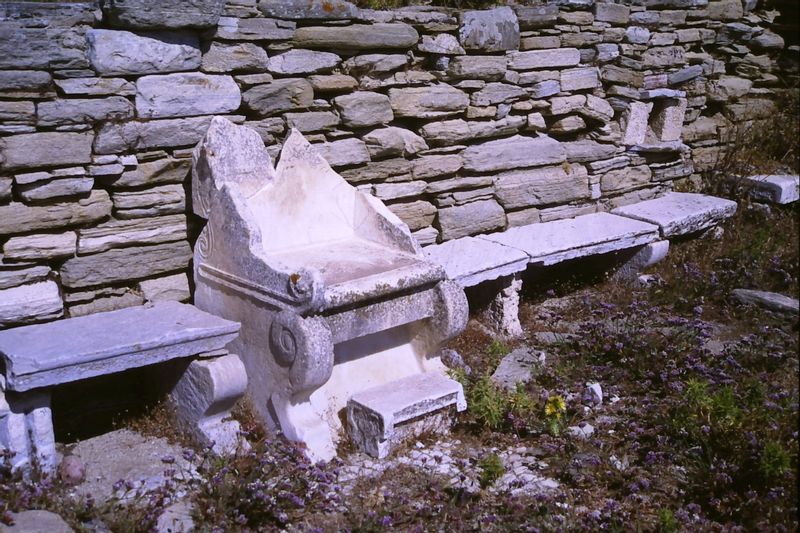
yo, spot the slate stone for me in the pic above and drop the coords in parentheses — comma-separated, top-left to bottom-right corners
(413, 155, 463, 179)
(0, 132, 93, 171)
(594, 3, 630, 24)
(388, 85, 469, 119)
(446, 56, 507, 81)
(0, 301, 239, 392)
(333, 92, 393, 128)
(560, 67, 600, 91)
(102, 0, 225, 29)
(139, 273, 191, 303)
(641, 46, 685, 68)
(459, 7, 520, 52)
(135, 73, 241, 118)
(54, 77, 135, 96)
(514, 5, 558, 30)
(732, 289, 799, 314)
(201, 42, 269, 73)
(462, 135, 565, 173)
(706, 75, 752, 102)
(215, 17, 294, 42)
(0, 281, 63, 329)
(313, 138, 370, 167)
(419, 116, 525, 145)
(285, 111, 339, 132)
(0, 27, 88, 70)
(494, 164, 590, 209)
(111, 184, 185, 212)
(508, 48, 580, 70)
(491, 348, 543, 390)
(86, 30, 201, 76)
(601, 165, 652, 192)
(3, 232, 77, 261)
(268, 49, 341, 75)
(419, 34, 465, 55)
(470, 83, 526, 106)
(0, 265, 51, 291)
(94, 116, 215, 154)
(363, 127, 428, 158)
(242, 78, 314, 117)
(373, 181, 427, 201)
(612, 192, 737, 237)
(438, 199, 506, 241)
(0, 71, 52, 95)
(60, 240, 192, 289)
(18, 177, 95, 202)
(387, 200, 437, 231)
(37, 97, 133, 127)
(293, 23, 418, 50)
(77, 214, 187, 254)
(342, 54, 408, 76)
(308, 74, 358, 93)
(563, 140, 617, 162)
(259, 0, 359, 20)
(0, 102, 35, 124)
(109, 158, 190, 188)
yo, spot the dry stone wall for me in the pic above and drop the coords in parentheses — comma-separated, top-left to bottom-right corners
(0, 0, 793, 329)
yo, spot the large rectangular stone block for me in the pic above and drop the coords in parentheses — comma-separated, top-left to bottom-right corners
(388, 85, 469, 119)
(37, 97, 133, 127)
(135, 73, 241, 118)
(293, 23, 418, 50)
(508, 48, 580, 70)
(0, 281, 63, 328)
(462, 135, 565, 173)
(0, 190, 111, 235)
(0, 27, 87, 70)
(60, 240, 192, 289)
(494, 164, 590, 209)
(94, 117, 215, 154)
(0, 132, 93, 171)
(438, 199, 506, 241)
(86, 29, 201, 75)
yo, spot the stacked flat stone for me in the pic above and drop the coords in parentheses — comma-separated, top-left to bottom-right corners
(0, 0, 791, 329)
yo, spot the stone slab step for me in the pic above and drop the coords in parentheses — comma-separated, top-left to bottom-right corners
(0, 301, 240, 392)
(482, 212, 660, 266)
(424, 236, 529, 288)
(740, 174, 799, 204)
(612, 192, 737, 238)
(347, 372, 466, 459)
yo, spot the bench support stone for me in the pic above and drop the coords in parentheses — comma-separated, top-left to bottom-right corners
(169, 353, 248, 455)
(612, 240, 670, 281)
(481, 274, 524, 338)
(0, 388, 56, 472)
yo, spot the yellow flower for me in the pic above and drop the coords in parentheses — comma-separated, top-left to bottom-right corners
(545, 395, 567, 418)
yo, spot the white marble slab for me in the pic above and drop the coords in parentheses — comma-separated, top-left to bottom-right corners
(424, 236, 529, 287)
(0, 301, 240, 392)
(742, 174, 799, 204)
(612, 192, 737, 237)
(481, 212, 660, 266)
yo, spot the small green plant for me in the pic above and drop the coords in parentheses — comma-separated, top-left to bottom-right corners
(760, 440, 791, 480)
(544, 395, 566, 436)
(467, 376, 507, 430)
(657, 508, 678, 533)
(487, 339, 510, 358)
(478, 453, 505, 489)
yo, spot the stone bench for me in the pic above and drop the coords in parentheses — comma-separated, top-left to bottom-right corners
(426, 193, 737, 336)
(0, 301, 247, 471)
(347, 372, 466, 459)
(736, 174, 799, 205)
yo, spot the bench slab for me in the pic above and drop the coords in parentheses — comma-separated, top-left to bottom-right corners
(347, 372, 466, 458)
(424, 236, 529, 288)
(612, 192, 737, 237)
(482, 212, 660, 266)
(0, 302, 240, 392)
(740, 174, 799, 205)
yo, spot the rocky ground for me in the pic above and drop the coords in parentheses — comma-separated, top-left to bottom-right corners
(1, 196, 797, 532)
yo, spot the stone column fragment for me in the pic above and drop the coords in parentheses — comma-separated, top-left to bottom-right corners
(169, 353, 248, 454)
(0, 387, 56, 472)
